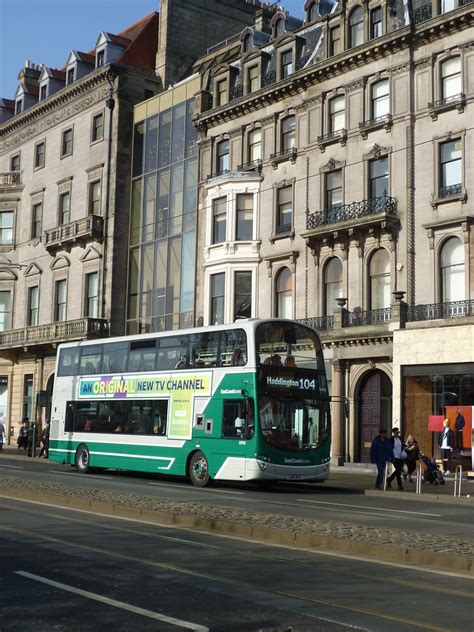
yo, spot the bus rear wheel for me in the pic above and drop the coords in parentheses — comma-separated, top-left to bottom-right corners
(75, 444, 90, 473)
(189, 451, 210, 487)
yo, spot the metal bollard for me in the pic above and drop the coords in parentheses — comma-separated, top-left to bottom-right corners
(415, 461, 423, 495)
(383, 461, 389, 491)
(453, 465, 462, 498)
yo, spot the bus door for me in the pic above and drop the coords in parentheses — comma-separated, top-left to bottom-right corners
(211, 397, 255, 482)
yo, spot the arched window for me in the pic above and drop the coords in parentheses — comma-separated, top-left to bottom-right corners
(308, 2, 318, 22)
(350, 7, 364, 48)
(369, 249, 390, 310)
(441, 57, 461, 100)
(324, 257, 343, 315)
(441, 238, 464, 302)
(275, 18, 285, 38)
(243, 33, 252, 53)
(276, 267, 293, 318)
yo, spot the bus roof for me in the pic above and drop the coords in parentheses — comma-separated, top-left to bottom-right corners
(56, 318, 319, 351)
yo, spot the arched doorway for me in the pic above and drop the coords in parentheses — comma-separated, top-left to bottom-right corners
(358, 370, 392, 462)
(45, 373, 55, 421)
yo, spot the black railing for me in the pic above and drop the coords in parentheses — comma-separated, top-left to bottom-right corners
(230, 84, 243, 101)
(413, 4, 432, 23)
(275, 222, 292, 235)
(428, 93, 464, 108)
(299, 316, 335, 331)
(296, 54, 311, 71)
(317, 129, 347, 144)
(359, 113, 392, 130)
(407, 300, 474, 322)
(307, 193, 397, 229)
(207, 169, 231, 181)
(270, 147, 297, 161)
(237, 159, 262, 171)
(344, 308, 392, 327)
(262, 69, 276, 87)
(439, 183, 462, 199)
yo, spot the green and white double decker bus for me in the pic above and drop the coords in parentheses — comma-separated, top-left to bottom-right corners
(49, 319, 331, 486)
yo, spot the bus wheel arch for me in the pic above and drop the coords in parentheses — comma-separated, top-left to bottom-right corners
(75, 444, 91, 473)
(187, 450, 211, 487)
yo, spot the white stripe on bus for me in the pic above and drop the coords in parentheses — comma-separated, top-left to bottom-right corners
(49, 449, 175, 470)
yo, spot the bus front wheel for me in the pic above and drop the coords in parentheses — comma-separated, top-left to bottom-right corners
(75, 445, 90, 473)
(189, 451, 210, 487)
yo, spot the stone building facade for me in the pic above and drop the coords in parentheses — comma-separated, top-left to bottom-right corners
(193, 0, 474, 466)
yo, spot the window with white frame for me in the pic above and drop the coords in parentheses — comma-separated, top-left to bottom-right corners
(210, 273, 225, 325)
(329, 26, 342, 56)
(27, 286, 39, 326)
(440, 237, 464, 302)
(248, 128, 262, 162)
(370, 7, 383, 38)
(55, 279, 67, 322)
(31, 202, 42, 239)
(247, 65, 259, 93)
(371, 79, 389, 118)
(234, 271, 252, 320)
(369, 249, 390, 310)
(440, 140, 462, 196)
(15, 99, 23, 115)
(67, 67, 75, 85)
(236, 194, 253, 241)
(349, 7, 364, 47)
(330, 95, 345, 132)
(0, 291, 11, 331)
(281, 116, 296, 151)
(40, 84, 47, 101)
(85, 272, 99, 318)
(324, 257, 343, 315)
(369, 157, 388, 199)
(276, 185, 293, 233)
(0, 211, 13, 245)
(59, 192, 71, 225)
(212, 197, 227, 244)
(281, 50, 293, 80)
(96, 49, 105, 68)
(216, 140, 229, 174)
(275, 267, 293, 318)
(89, 180, 102, 215)
(325, 170, 343, 211)
(440, 0, 456, 13)
(216, 79, 228, 106)
(441, 57, 461, 100)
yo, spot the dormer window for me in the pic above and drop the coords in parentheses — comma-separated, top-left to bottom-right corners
(308, 2, 318, 22)
(349, 7, 364, 48)
(67, 67, 75, 85)
(275, 18, 285, 38)
(15, 99, 23, 115)
(96, 49, 105, 68)
(281, 51, 293, 80)
(40, 85, 47, 101)
(243, 33, 252, 53)
(216, 79, 228, 106)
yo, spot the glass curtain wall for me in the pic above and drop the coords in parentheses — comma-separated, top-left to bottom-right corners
(128, 96, 198, 333)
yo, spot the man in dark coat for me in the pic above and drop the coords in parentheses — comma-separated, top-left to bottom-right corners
(370, 428, 393, 490)
(454, 409, 465, 454)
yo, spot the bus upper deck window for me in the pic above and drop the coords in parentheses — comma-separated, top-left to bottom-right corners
(58, 348, 80, 376)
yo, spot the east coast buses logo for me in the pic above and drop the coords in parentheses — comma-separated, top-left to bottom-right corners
(79, 373, 212, 399)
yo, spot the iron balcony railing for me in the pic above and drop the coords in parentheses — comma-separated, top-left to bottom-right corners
(270, 147, 297, 161)
(413, 4, 432, 23)
(296, 54, 311, 71)
(0, 171, 21, 186)
(299, 316, 335, 331)
(307, 193, 397, 230)
(428, 93, 465, 109)
(343, 308, 392, 327)
(407, 300, 474, 322)
(262, 69, 276, 87)
(317, 129, 347, 145)
(236, 158, 262, 172)
(439, 183, 462, 199)
(230, 84, 243, 101)
(0, 318, 109, 349)
(359, 113, 392, 130)
(44, 215, 104, 249)
(207, 169, 231, 181)
(275, 222, 293, 235)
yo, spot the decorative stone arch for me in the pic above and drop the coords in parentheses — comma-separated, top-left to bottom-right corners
(304, 0, 318, 23)
(271, 11, 287, 39)
(319, 253, 344, 316)
(240, 26, 254, 54)
(435, 233, 466, 303)
(49, 254, 71, 271)
(363, 244, 393, 310)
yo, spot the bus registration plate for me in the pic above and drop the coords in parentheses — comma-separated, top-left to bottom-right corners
(287, 473, 304, 480)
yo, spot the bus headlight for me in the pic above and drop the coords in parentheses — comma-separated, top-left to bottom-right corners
(257, 460, 267, 471)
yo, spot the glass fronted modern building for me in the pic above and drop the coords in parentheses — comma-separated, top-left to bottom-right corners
(127, 76, 199, 334)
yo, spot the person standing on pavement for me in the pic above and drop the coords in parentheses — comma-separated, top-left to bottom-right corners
(403, 434, 419, 483)
(17, 418, 29, 450)
(27, 422, 35, 457)
(38, 420, 50, 458)
(386, 428, 406, 490)
(439, 419, 454, 474)
(0, 419, 5, 451)
(370, 428, 393, 490)
(454, 409, 465, 455)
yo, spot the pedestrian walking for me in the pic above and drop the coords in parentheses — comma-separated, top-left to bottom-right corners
(386, 427, 406, 490)
(38, 420, 50, 458)
(454, 409, 465, 455)
(0, 419, 5, 451)
(403, 434, 419, 483)
(17, 418, 29, 450)
(27, 422, 35, 457)
(439, 419, 454, 474)
(370, 428, 393, 490)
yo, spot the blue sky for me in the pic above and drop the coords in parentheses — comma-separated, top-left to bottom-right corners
(0, 0, 305, 98)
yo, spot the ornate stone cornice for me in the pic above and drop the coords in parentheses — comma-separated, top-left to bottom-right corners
(345, 78, 365, 93)
(363, 143, 391, 160)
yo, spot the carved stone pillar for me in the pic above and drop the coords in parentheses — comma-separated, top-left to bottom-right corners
(331, 359, 346, 466)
